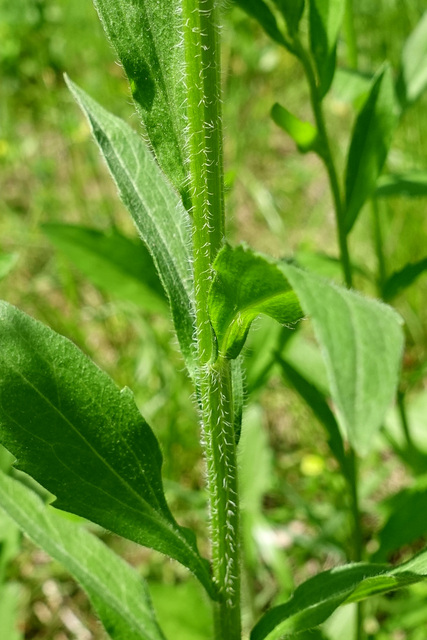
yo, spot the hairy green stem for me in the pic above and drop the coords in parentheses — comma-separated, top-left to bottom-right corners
(182, 2, 241, 638)
(293, 38, 353, 288)
(344, 0, 358, 69)
(201, 360, 241, 639)
(183, 0, 225, 362)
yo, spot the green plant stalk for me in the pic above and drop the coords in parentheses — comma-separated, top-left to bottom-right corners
(293, 35, 365, 639)
(293, 37, 353, 289)
(182, 2, 241, 637)
(344, 0, 358, 69)
(397, 389, 415, 452)
(371, 197, 387, 297)
(347, 449, 364, 640)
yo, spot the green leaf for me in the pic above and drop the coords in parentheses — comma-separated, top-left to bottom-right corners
(0, 583, 22, 640)
(375, 172, 427, 198)
(272, 0, 305, 35)
(231, 357, 245, 444)
(345, 65, 398, 233)
(0, 471, 166, 640)
(332, 68, 373, 108)
(276, 356, 347, 477)
(0, 302, 215, 598)
(149, 581, 214, 640)
(373, 475, 427, 562)
(0, 252, 18, 281)
(209, 245, 404, 455)
(91, 0, 189, 205)
(383, 257, 427, 301)
(43, 224, 168, 313)
(309, 0, 345, 97)
(233, 0, 290, 49)
(250, 551, 427, 640)
(399, 11, 427, 107)
(208, 245, 304, 359)
(66, 78, 196, 371)
(0, 509, 20, 580)
(280, 263, 404, 456)
(271, 103, 321, 154)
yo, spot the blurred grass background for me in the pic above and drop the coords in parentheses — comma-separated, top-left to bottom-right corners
(1, 0, 427, 638)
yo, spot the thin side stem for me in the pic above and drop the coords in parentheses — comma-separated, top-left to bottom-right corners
(371, 197, 387, 297)
(347, 449, 364, 640)
(182, 3, 241, 638)
(344, 0, 358, 69)
(397, 389, 415, 452)
(293, 38, 353, 288)
(293, 35, 364, 638)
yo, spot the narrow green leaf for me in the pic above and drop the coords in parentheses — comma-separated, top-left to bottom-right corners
(280, 263, 404, 456)
(43, 224, 168, 313)
(250, 551, 427, 640)
(0, 302, 215, 598)
(373, 476, 427, 562)
(309, 0, 345, 97)
(272, 0, 305, 35)
(0, 472, 166, 640)
(231, 357, 245, 444)
(276, 356, 347, 477)
(66, 78, 196, 370)
(345, 65, 398, 233)
(271, 103, 321, 154)
(91, 0, 189, 205)
(208, 244, 304, 359)
(209, 245, 404, 455)
(233, 0, 291, 49)
(375, 172, 427, 198)
(383, 257, 427, 301)
(399, 11, 427, 107)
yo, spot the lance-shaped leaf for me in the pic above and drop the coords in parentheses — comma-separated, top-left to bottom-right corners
(209, 245, 404, 454)
(375, 171, 427, 198)
(66, 78, 196, 371)
(92, 0, 189, 205)
(233, 0, 291, 49)
(250, 551, 427, 640)
(0, 302, 215, 598)
(383, 257, 427, 301)
(208, 245, 304, 359)
(271, 103, 322, 154)
(43, 224, 167, 314)
(0, 471, 166, 640)
(345, 65, 398, 233)
(309, 0, 345, 97)
(280, 262, 404, 456)
(399, 11, 427, 107)
(272, 0, 305, 35)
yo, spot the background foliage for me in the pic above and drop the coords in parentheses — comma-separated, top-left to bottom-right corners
(1, 0, 427, 638)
